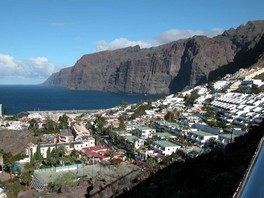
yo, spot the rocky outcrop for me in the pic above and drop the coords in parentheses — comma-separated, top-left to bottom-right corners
(43, 20, 264, 94)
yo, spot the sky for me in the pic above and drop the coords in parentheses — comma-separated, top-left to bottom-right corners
(0, 0, 263, 84)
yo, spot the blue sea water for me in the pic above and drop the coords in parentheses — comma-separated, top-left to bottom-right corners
(0, 85, 164, 115)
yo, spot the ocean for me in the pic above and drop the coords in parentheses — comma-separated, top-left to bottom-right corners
(0, 85, 164, 115)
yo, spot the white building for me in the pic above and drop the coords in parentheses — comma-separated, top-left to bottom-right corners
(188, 130, 218, 145)
(59, 129, 74, 143)
(136, 126, 156, 139)
(26, 138, 95, 160)
(216, 134, 238, 147)
(124, 135, 144, 149)
(151, 140, 180, 156)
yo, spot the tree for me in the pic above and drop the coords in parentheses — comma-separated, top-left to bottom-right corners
(164, 110, 180, 122)
(3, 152, 15, 179)
(33, 142, 43, 162)
(58, 114, 69, 129)
(95, 115, 106, 133)
(207, 81, 215, 93)
(251, 84, 261, 94)
(45, 117, 59, 133)
(46, 147, 51, 159)
(20, 171, 31, 189)
(57, 146, 66, 157)
(28, 119, 38, 137)
(118, 117, 126, 131)
(184, 90, 200, 107)
(204, 106, 216, 120)
(85, 121, 93, 131)
(24, 162, 34, 175)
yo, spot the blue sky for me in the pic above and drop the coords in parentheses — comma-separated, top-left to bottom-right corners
(0, 0, 263, 84)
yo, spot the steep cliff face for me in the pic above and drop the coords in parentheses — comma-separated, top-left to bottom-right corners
(43, 20, 264, 94)
(42, 67, 72, 87)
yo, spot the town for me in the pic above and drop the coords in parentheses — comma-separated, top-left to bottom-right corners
(1, 66, 264, 197)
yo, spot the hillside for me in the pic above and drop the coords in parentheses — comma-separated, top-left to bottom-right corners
(118, 121, 264, 198)
(0, 128, 33, 154)
(43, 20, 264, 94)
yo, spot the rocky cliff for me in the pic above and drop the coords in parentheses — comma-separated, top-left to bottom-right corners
(43, 20, 264, 94)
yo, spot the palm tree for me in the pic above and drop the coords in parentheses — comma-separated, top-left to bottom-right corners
(24, 162, 34, 174)
(3, 152, 15, 180)
(20, 171, 31, 190)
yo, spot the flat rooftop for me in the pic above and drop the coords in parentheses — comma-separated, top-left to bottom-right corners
(154, 140, 180, 148)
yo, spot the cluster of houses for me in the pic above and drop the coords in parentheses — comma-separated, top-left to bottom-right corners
(212, 92, 264, 127)
(25, 121, 125, 164)
(1, 66, 264, 167)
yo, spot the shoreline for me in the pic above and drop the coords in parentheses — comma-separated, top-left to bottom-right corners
(26, 108, 116, 115)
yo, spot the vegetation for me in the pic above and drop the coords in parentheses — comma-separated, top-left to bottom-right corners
(48, 172, 77, 193)
(58, 114, 69, 129)
(207, 81, 215, 93)
(164, 109, 181, 122)
(118, 116, 126, 131)
(43, 117, 59, 133)
(130, 100, 152, 119)
(95, 115, 106, 133)
(251, 84, 262, 94)
(203, 106, 216, 120)
(184, 90, 200, 107)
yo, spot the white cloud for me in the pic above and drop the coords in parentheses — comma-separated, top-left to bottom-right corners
(95, 28, 224, 51)
(0, 53, 63, 84)
(96, 38, 151, 52)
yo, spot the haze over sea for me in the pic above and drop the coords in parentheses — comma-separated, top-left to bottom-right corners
(0, 85, 164, 115)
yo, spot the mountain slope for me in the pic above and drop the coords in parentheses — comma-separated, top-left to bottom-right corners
(118, 121, 264, 198)
(43, 20, 264, 94)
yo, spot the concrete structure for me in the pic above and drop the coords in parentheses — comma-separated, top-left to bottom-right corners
(26, 138, 95, 160)
(211, 92, 264, 128)
(124, 135, 144, 149)
(216, 133, 238, 147)
(155, 132, 176, 140)
(188, 130, 218, 145)
(73, 124, 90, 135)
(135, 126, 156, 139)
(81, 146, 123, 163)
(151, 140, 180, 156)
(59, 129, 74, 143)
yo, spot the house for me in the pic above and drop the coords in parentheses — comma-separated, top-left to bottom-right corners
(155, 120, 182, 133)
(188, 130, 218, 145)
(26, 138, 95, 160)
(59, 129, 74, 143)
(73, 124, 90, 136)
(239, 80, 253, 91)
(216, 134, 238, 147)
(124, 135, 144, 149)
(81, 146, 123, 163)
(151, 140, 180, 156)
(155, 132, 176, 140)
(135, 126, 156, 139)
